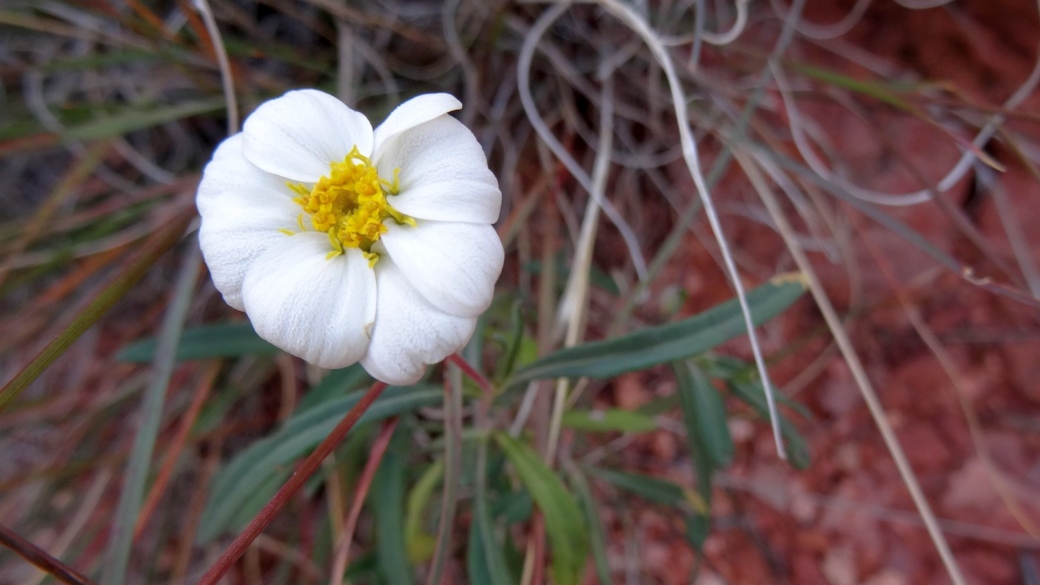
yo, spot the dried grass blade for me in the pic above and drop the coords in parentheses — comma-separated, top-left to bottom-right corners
(737, 149, 967, 585)
(0, 210, 192, 411)
(103, 241, 202, 585)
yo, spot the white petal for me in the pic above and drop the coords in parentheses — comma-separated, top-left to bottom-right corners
(380, 221, 503, 318)
(361, 259, 476, 385)
(376, 115, 501, 224)
(197, 136, 301, 310)
(241, 234, 376, 369)
(196, 134, 290, 216)
(372, 93, 462, 161)
(198, 190, 301, 311)
(242, 89, 374, 183)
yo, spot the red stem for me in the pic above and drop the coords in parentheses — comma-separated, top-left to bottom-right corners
(0, 523, 96, 585)
(195, 380, 389, 585)
(446, 353, 494, 398)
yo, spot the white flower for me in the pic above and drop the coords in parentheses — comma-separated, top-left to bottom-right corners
(196, 90, 504, 385)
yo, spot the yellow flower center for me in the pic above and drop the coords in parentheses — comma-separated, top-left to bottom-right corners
(285, 146, 413, 264)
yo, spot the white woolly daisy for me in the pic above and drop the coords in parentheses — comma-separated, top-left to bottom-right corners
(196, 90, 504, 385)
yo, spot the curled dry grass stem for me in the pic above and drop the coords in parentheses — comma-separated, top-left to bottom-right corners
(517, 2, 649, 282)
(594, 0, 793, 459)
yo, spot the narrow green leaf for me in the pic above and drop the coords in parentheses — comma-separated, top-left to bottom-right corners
(584, 467, 687, 508)
(672, 360, 718, 551)
(118, 322, 276, 363)
(373, 449, 415, 585)
(105, 244, 201, 585)
(199, 385, 440, 542)
(494, 433, 587, 585)
(726, 378, 812, 469)
(561, 408, 657, 433)
(468, 439, 513, 585)
(62, 97, 226, 142)
(404, 460, 443, 563)
(685, 512, 711, 550)
(673, 360, 733, 468)
(568, 468, 612, 585)
(792, 63, 918, 110)
(296, 365, 369, 412)
(491, 490, 532, 524)
(492, 300, 526, 384)
(508, 275, 806, 387)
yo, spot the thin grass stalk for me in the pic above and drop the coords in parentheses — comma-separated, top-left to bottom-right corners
(0, 142, 107, 290)
(20, 471, 112, 585)
(425, 363, 463, 585)
(0, 210, 192, 411)
(104, 241, 202, 585)
(984, 169, 1040, 298)
(192, 0, 239, 134)
(171, 436, 223, 584)
(0, 524, 96, 585)
(134, 361, 221, 538)
(330, 417, 399, 585)
(195, 380, 389, 585)
(541, 69, 614, 474)
(736, 149, 967, 585)
(861, 235, 1040, 539)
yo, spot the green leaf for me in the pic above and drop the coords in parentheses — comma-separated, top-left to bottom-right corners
(491, 490, 532, 524)
(685, 512, 711, 550)
(373, 449, 415, 585)
(672, 361, 719, 552)
(468, 439, 513, 585)
(561, 408, 657, 433)
(199, 384, 440, 542)
(296, 365, 369, 412)
(118, 322, 276, 363)
(494, 433, 587, 585)
(725, 377, 812, 469)
(404, 460, 443, 563)
(492, 300, 526, 384)
(586, 467, 712, 553)
(673, 360, 733, 468)
(508, 275, 806, 387)
(584, 467, 689, 509)
(62, 97, 227, 142)
(568, 468, 612, 585)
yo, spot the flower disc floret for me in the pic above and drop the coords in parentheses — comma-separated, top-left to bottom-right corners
(288, 146, 411, 261)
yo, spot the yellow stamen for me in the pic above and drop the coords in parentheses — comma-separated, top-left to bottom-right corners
(283, 146, 410, 261)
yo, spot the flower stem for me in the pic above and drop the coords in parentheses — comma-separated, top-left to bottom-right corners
(0, 523, 96, 585)
(447, 353, 494, 398)
(195, 380, 389, 585)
